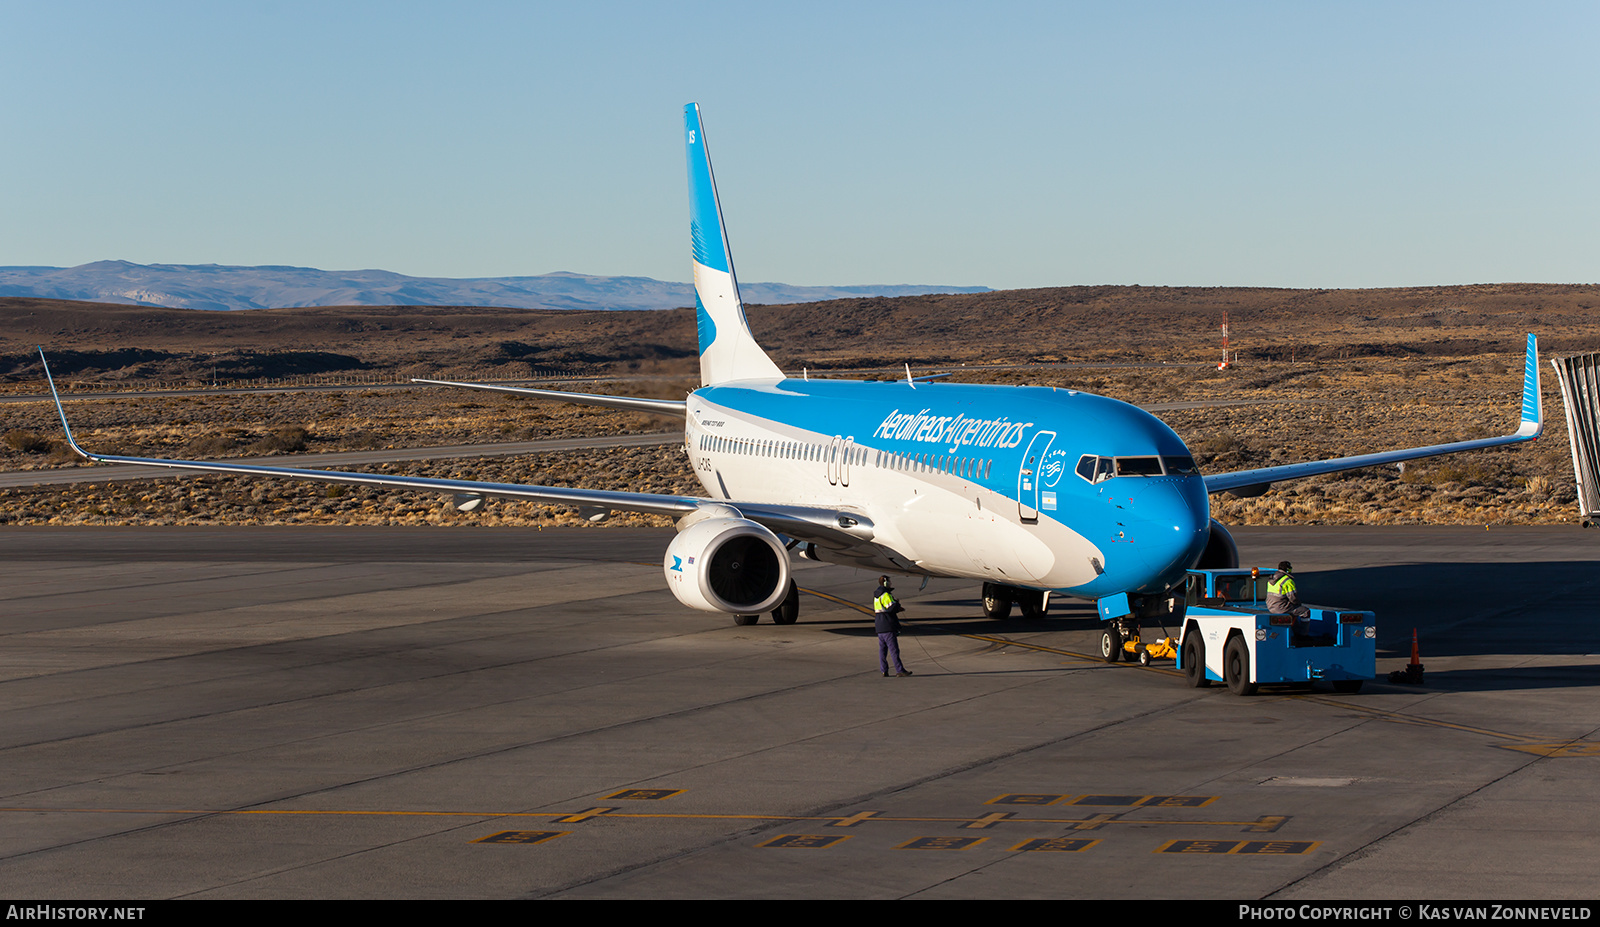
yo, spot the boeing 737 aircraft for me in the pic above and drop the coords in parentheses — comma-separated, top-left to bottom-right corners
(43, 103, 1545, 638)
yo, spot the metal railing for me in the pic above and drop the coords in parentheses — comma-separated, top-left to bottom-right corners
(1551, 352, 1600, 525)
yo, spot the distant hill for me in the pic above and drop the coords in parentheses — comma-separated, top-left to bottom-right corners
(0, 261, 989, 312)
(4, 282, 1598, 384)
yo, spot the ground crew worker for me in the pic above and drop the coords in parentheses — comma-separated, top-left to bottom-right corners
(1266, 561, 1310, 620)
(873, 575, 912, 677)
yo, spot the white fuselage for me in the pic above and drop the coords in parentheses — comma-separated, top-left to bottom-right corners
(684, 377, 1211, 597)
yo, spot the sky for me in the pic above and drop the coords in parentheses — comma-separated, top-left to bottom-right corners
(3, 1, 1596, 290)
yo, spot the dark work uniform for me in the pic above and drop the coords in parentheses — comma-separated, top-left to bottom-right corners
(873, 583, 909, 676)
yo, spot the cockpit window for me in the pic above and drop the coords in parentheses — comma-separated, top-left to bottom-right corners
(1114, 456, 1163, 477)
(1162, 455, 1199, 476)
(1076, 455, 1119, 483)
(1078, 454, 1194, 481)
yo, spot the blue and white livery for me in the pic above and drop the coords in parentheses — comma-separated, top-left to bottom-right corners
(43, 104, 1546, 629)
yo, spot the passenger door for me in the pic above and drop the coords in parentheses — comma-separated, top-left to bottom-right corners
(1016, 430, 1057, 523)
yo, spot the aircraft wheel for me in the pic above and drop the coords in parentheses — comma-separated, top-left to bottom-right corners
(1018, 590, 1046, 620)
(1224, 637, 1257, 696)
(981, 583, 1012, 619)
(1332, 679, 1364, 694)
(1182, 633, 1211, 688)
(771, 581, 799, 625)
(733, 614, 759, 626)
(1100, 626, 1123, 664)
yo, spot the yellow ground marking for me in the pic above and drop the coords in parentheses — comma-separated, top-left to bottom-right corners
(802, 586, 1169, 672)
(0, 806, 1289, 832)
(1011, 837, 1100, 852)
(988, 793, 1219, 807)
(1289, 694, 1597, 753)
(847, 592, 1595, 753)
(962, 812, 1015, 829)
(897, 836, 986, 850)
(1497, 742, 1600, 757)
(551, 807, 615, 823)
(799, 589, 872, 615)
(1155, 839, 1320, 855)
(474, 830, 567, 845)
(758, 834, 851, 849)
(1067, 813, 1123, 831)
(691, 584, 1586, 754)
(602, 788, 683, 800)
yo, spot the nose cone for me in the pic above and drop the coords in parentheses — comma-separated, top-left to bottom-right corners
(1130, 479, 1210, 591)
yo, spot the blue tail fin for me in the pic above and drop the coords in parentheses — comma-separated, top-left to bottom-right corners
(685, 103, 783, 386)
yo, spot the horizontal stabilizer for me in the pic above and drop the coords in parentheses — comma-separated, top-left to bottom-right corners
(412, 378, 686, 414)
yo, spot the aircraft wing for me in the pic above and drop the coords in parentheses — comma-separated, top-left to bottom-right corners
(410, 378, 687, 414)
(40, 351, 871, 547)
(1203, 334, 1543, 496)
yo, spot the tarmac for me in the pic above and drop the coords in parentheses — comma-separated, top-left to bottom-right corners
(1, 525, 1596, 899)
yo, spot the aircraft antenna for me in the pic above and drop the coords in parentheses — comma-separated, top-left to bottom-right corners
(905, 363, 916, 389)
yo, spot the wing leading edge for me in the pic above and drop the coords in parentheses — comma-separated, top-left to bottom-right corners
(39, 349, 873, 547)
(1202, 334, 1543, 495)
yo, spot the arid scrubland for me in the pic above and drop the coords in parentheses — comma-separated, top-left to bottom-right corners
(0, 354, 1580, 528)
(3, 285, 1595, 527)
(1, 383, 692, 527)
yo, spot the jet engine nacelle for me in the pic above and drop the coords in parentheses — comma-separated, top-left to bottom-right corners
(663, 516, 791, 615)
(1195, 518, 1240, 569)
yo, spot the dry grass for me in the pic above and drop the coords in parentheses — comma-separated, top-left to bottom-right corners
(0, 353, 1578, 527)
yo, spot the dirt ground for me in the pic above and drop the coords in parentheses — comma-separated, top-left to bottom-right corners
(0, 352, 1579, 528)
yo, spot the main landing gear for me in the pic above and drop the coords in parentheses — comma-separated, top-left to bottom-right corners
(982, 582, 1049, 620)
(733, 579, 800, 626)
(771, 580, 800, 625)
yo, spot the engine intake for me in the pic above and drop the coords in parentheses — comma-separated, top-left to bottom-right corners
(1196, 518, 1240, 569)
(664, 517, 791, 614)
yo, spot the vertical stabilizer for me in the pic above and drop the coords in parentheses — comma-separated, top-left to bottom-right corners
(685, 103, 783, 385)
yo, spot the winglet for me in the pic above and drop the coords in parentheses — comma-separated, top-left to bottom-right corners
(38, 348, 92, 461)
(685, 103, 782, 386)
(1517, 333, 1542, 438)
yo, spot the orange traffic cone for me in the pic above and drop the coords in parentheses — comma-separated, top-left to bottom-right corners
(1388, 628, 1425, 684)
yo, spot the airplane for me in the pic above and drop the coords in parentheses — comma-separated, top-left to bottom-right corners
(41, 102, 1545, 641)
